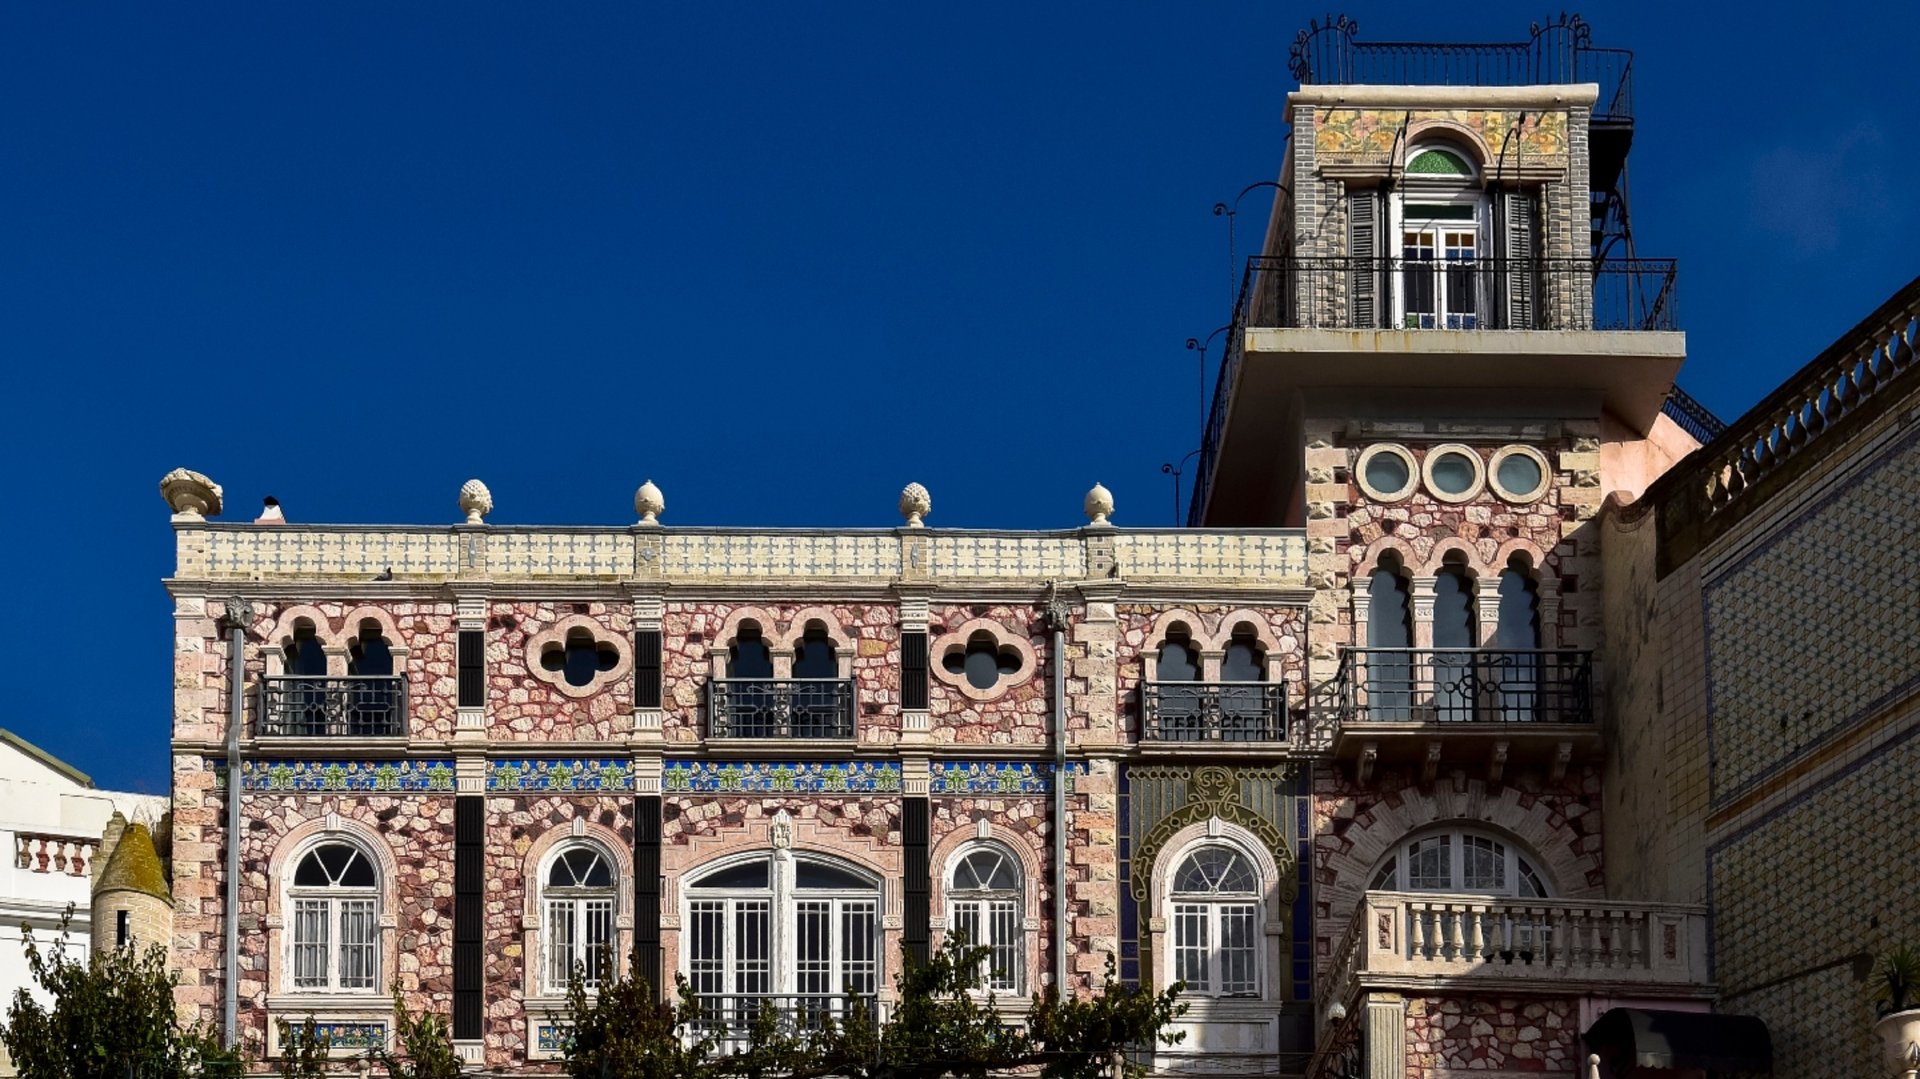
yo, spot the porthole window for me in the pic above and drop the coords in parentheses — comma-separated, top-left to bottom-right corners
(1355, 444, 1417, 502)
(1488, 446, 1551, 503)
(1421, 444, 1485, 503)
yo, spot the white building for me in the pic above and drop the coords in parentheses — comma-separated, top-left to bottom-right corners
(0, 729, 168, 1073)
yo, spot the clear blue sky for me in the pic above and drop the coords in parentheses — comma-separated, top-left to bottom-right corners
(2, 3, 1913, 793)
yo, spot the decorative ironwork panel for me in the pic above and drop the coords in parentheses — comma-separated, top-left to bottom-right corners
(260, 676, 408, 738)
(1325, 648, 1594, 725)
(706, 678, 856, 740)
(1141, 682, 1288, 742)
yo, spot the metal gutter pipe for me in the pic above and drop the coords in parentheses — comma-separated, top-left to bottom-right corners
(1046, 586, 1068, 995)
(223, 597, 249, 1048)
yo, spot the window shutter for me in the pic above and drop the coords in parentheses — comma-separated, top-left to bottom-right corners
(632, 796, 663, 993)
(453, 797, 483, 1038)
(1347, 187, 1382, 328)
(902, 798, 930, 966)
(901, 631, 929, 711)
(634, 630, 663, 708)
(1503, 188, 1541, 328)
(457, 630, 484, 709)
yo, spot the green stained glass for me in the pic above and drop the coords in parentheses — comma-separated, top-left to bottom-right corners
(1407, 148, 1471, 175)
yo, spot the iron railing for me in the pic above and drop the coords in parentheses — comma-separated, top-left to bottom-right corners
(259, 675, 408, 738)
(1140, 682, 1287, 742)
(1319, 648, 1594, 726)
(707, 678, 857, 740)
(692, 993, 878, 1049)
(1660, 384, 1727, 443)
(1243, 255, 1679, 333)
(1288, 14, 1635, 124)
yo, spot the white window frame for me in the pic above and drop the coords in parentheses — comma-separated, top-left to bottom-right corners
(1390, 146, 1487, 332)
(944, 844, 1025, 995)
(286, 840, 381, 995)
(1166, 843, 1264, 999)
(1368, 828, 1551, 897)
(540, 843, 618, 995)
(682, 853, 882, 1019)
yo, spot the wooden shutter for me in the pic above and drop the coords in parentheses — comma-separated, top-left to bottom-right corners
(901, 631, 929, 711)
(1503, 188, 1541, 328)
(902, 798, 930, 967)
(1347, 187, 1382, 328)
(457, 630, 484, 709)
(632, 795, 663, 993)
(634, 630, 663, 709)
(453, 797, 483, 1038)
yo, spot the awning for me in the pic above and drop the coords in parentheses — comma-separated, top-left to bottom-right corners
(1585, 1008, 1773, 1073)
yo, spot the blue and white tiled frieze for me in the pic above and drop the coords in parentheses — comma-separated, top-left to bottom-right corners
(218, 757, 1084, 796)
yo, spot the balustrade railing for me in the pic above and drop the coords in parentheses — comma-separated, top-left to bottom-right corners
(691, 993, 879, 1050)
(1320, 892, 1708, 1002)
(259, 676, 408, 738)
(1243, 256, 1678, 333)
(14, 834, 97, 876)
(707, 678, 857, 740)
(1140, 682, 1287, 742)
(1320, 648, 1593, 726)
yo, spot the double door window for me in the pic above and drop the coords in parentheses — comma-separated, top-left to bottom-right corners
(686, 855, 879, 1029)
(1398, 206, 1483, 330)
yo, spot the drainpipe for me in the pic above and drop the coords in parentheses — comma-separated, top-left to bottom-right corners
(1045, 585, 1069, 996)
(223, 597, 251, 1049)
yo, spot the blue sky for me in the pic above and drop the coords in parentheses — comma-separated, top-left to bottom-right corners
(2, 3, 1914, 792)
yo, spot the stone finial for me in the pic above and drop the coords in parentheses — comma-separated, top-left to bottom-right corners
(159, 468, 222, 519)
(899, 482, 931, 528)
(1083, 482, 1115, 527)
(634, 479, 665, 526)
(458, 479, 493, 525)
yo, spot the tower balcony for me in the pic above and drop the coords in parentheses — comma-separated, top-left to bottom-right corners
(1309, 649, 1599, 783)
(1319, 891, 1712, 1023)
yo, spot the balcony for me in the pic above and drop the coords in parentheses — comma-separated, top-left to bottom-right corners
(691, 993, 879, 1052)
(1140, 682, 1287, 746)
(1311, 649, 1597, 780)
(1244, 256, 1678, 334)
(1320, 891, 1711, 1013)
(707, 678, 857, 741)
(259, 676, 408, 739)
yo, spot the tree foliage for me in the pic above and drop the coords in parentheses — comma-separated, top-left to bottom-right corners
(367, 989, 461, 1079)
(557, 936, 1186, 1079)
(1, 920, 241, 1079)
(275, 1018, 330, 1079)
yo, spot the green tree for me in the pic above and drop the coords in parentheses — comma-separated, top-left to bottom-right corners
(556, 935, 1185, 1079)
(367, 989, 461, 1079)
(275, 1017, 330, 1079)
(1, 920, 241, 1079)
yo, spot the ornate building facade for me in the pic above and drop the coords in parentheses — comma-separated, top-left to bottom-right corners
(155, 16, 1920, 1079)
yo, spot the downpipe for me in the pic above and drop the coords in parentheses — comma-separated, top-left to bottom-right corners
(223, 598, 250, 1049)
(1046, 587, 1068, 996)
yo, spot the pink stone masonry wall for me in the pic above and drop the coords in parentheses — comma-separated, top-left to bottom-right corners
(927, 604, 1051, 746)
(1406, 995, 1579, 1077)
(487, 602, 632, 741)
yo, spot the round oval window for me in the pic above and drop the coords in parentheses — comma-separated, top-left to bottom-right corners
(1428, 451, 1480, 496)
(1364, 452, 1411, 495)
(1496, 453, 1544, 497)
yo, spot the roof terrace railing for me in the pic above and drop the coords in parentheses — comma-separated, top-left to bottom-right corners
(1289, 14, 1634, 124)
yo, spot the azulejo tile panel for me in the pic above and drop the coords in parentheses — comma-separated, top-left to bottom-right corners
(535, 1023, 570, 1053)
(663, 760, 902, 794)
(487, 758, 634, 793)
(217, 759, 456, 793)
(929, 761, 1086, 795)
(309, 1021, 387, 1050)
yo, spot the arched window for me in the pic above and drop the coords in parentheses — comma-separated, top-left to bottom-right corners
(1368, 829, 1549, 897)
(543, 844, 616, 993)
(347, 620, 392, 676)
(1169, 844, 1261, 998)
(728, 622, 773, 679)
(791, 621, 837, 679)
(1221, 625, 1265, 682)
(1491, 554, 1540, 649)
(1366, 554, 1413, 720)
(946, 846, 1023, 993)
(1488, 553, 1544, 721)
(289, 841, 379, 992)
(1432, 552, 1478, 721)
(685, 853, 879, 1029)
(1155, 626, 1199, 682)
(1395, 143, 1486, 330)
(284, 620, 327, 676)
(1219, 624, 1273, 740)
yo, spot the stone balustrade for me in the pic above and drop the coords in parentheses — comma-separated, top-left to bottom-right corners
(1320, 890, 1710, 1018)
(173, 525, 1306, 586)
(14, 833, 97, 876)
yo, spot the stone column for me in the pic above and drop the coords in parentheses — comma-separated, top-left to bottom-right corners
(1365, 992, 1407, 1079)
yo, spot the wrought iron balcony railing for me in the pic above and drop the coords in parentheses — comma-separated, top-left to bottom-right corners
(1140, 682, 1287, 742)
(260, 675, 408, 738)
(1319, 648, 1593, 727)
(1289, 14, 1635, 125)
(707, 678, 857, 740)
(1243, 256, 1678, 333)
(691, 993, 879, 1050)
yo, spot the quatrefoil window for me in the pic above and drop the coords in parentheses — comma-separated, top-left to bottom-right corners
(525, 616, 631, 698)
(929, 619, 1039, 701)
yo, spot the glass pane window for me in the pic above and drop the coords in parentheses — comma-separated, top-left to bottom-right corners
(543, 845, 619, 994)
(948, 847, 1023, 993)
(1372, 831, 1555, 898)
(1170, 845, 1262, 997)
(1462, 835, 1507, 892)
(686, 856, 879, 1027)
(288, 842, 380, 993)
